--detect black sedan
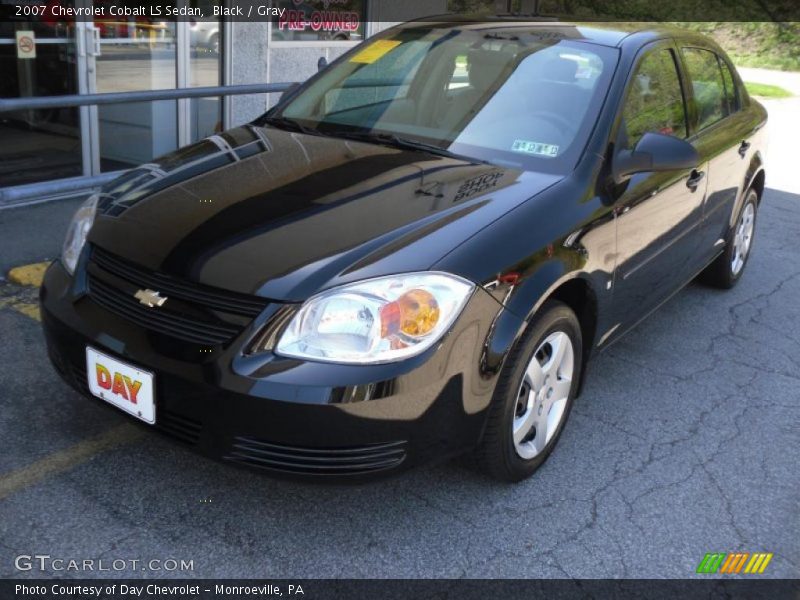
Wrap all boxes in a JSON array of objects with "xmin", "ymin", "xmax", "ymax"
[{"xmin": 42, "ymin": 20, "xmax": 767, "ymax": 482}]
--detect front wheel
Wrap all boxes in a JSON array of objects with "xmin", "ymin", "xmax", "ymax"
[
  {"xmin": 701, "ymin": 188, "xmax": 758, "ymax": 289},
  {"xmin": 474, "ymin": 300, "xmax": 583, "ymax": 482}
]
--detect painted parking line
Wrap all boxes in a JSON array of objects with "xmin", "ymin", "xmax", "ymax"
[
  {"xmin": 0, "ymin": 291, "xmax": 41, "ymax": 322},
  {"xmin": 7, "ymin": 261, "xmax": 50, "ymax": 287},
  {"xmin": 7, "ymin": 301, "xmax": 40, "ymax": 322},
  {"xmin": 0, "ymin": 296, "xmax": 40, "ymax": 322},
  {"xmin": 1, "ymin": 261, "xmax": 49, "ymax": 321},
  {"xmin": 0, "ymin": 262, "xmax": 144, "ymax": 500},
  {"xmin": 0, "ymin": 423, "xmax": 144, "ymax": 501}
]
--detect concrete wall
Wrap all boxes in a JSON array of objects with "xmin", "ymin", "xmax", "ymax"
[
  {"xmin": 266, "ymin": 43, "xmax": 356, "ymax": 110},
  {"xmin": 229, "ymin": 22, "xmax": 270, "ymax": 127}
]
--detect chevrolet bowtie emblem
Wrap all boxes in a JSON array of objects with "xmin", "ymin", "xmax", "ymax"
[{"xmin": 134, "ymin": 289, "xmax": 167, "ymax": 308}]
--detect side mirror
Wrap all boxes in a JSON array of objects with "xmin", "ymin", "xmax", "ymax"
[{"xmin": 612, "ymin": 132, "xmax": 699, "ymax": 184}]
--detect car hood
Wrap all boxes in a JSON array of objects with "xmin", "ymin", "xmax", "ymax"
[{"xmin": 88, "ymin": 125, "xmax": 561, "ymax": 301}]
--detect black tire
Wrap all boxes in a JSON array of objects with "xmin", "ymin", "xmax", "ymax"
[
  {"xmin": 700, "ymin": 187, "xmax": 759, "ymax": 289},
  {"xmin": 473, "ymin": 300, "xmax": 583, "ymax": 482}
]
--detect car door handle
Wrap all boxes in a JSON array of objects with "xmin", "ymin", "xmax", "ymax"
[
  {"xmin": 739, "ymin": 140, "xmax": 751, "ymax": 158},
  {"xmin": 686, "ymin": 169, "xmax": 705, "ymax": 192}
]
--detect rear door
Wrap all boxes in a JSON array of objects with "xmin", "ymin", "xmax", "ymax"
[
  {"xmin": 678, "ymin": 46, "xmax": 758, "ymax": 264},
  {"xmin": 610, "ymin": 41, "xmax": 708, "ymax": 328}
]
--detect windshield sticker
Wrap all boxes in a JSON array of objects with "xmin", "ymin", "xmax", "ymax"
[
  {"xmin": 350, "ymin": 40, "xmax": 402, "ymax": 64},
  {"xmin": 511, "ymin": 140, "xmax": 560, "ymax": 157}
]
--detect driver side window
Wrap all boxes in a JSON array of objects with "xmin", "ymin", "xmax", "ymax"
[{"xmin": 622, "ymin": 49, "xmax": 688, "ymax": 148}]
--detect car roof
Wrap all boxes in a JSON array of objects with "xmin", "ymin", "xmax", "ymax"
[{"xmin": 402, "ymin": 17, "xmax": 718, "ymax": 52}]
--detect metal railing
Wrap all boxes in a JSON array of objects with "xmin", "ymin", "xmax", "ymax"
[
  {"xmin": 0, "ymin": 82, "xmax": 296, "ymax": 113},
  {"xmin": 0, "ymin": 82, "xmax": 298, "ymax": 208}
]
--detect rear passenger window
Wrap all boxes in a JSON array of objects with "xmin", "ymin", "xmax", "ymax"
[
  {"xmin": 719, "ymin": 59, "xmax": 740, "ymax": 114},
  {"xmin": 621, "ymin": 49, "xmax": 687, "ymax": 148},
  {"xmin": 681, "ymin": 47, "xmax": 729, "ymax": 130}
]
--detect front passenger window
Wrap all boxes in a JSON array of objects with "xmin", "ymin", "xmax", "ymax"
[{"xmin": 621, "ymin": 49, "xmax": 688, "ymax": 148}]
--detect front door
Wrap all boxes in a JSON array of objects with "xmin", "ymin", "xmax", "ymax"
[{"xmin": 610, "ymin": 42, "xmax": 708, "ymax": 335}]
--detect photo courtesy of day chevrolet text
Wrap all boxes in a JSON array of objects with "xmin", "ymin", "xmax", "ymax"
[{"xmin": 15, "ymin": 584, "xmax": 304, "ymax": 597}]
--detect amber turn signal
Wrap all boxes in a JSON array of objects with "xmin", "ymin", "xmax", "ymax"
[{"xmin": 380, "ymin": 289, "xmax": 440, "ymax": 338}]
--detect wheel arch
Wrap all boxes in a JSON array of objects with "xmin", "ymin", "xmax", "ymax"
[
  {"xmin": 726, "ymin": 153, "xmax": 765, "ymax": 231},
  {"xmin": 493, "ymin": 270, "xmax": 601, "ymax": 398},
  {"xmin": 749, "ymin": 168, "xmax": 766, "ymax": 204},
  {"xmin": 475, "ymin": 270, "xmax": 600, "ymax": 455},
  {"xmin": 539, "ymin": 276, "xmax": 598, "ymax": 397},
  {"xmin": 545, "ymin": 276, "xmax": 598, "ymax": 362},
  {"xmin": 744, "ymin": 148, "xmax": 766, "ymax": 202}
]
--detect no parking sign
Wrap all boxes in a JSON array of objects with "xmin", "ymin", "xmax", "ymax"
[{"xmin": 16, "ymin": 30, "xmax": 36, "ymax": 59}]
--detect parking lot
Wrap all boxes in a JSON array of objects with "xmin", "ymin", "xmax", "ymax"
[{"xmin": 1, "ymin": 97, "xmax": 798, "ymax": 579}]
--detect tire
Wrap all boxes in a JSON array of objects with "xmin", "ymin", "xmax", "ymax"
[
  {"xmin": 474, "ymin": 300, "xmax": 583, "ymax": 482},
  {"xmin": 700, "ymin": 187, "xmax": 758, "ymax": 289}
]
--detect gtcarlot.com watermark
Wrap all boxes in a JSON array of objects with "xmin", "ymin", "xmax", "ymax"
[{"xmin": 14, "ymin": 554, "xmax": 194, "ymax": 573}]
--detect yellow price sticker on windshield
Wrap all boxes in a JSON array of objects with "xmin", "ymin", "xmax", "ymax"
[{"xmin": 350, "ymin": 40, "xmax": 401, "ymax": 64}]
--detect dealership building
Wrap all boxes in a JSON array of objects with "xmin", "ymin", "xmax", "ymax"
[{"xmin": 0, "ymin": 0, "xmax": 446, "ymax": 206}]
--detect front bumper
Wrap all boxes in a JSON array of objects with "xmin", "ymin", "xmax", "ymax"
[{"xmin": 40, "ymin": 260, "xmax": 514, "ymax": 480}]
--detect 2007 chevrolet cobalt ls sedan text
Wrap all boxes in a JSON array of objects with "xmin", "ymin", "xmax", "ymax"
[{"xmin": 41, "ymin": 20, "xmax": 767, "ymax": 482}]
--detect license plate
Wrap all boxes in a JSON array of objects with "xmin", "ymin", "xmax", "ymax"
[{"xmin": 85, "ymin": 347, "xmax": 155, "ymax": 424}]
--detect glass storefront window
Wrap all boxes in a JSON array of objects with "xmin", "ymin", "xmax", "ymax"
[
  {"xmin": 188, "ymin": 2, "xmax": 222, "ymax": 141},
  {"xmin": 271, "ymin": 0, "xmax": 365, "ymax": 42},
  {"xmin": 92, "ymin": 9, "xmax": 178, "ymax": 171},
  {"xmin": 0, "ymin": 2, "xmax": 225, "ymax": 191},
  {"xmin": 0, "ymin": 12, "xmax": 82, "ymax": 187}
]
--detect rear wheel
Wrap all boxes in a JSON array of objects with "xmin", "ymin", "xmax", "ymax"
[
  {"xmin": 474, "ymin": 300, "xmax": 583, "ymax": 482},
  {"xmin": 701, "ymin": 188, "xmax": 758, "ymax": 289}
]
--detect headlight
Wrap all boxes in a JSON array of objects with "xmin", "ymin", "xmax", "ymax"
[
  {"xmin": 61, "ymin": 194, "xmax": 98, "ymax": 275},
  {"xmin": 271, "ymin": 273, "xmax": 475, "ymax": 364}
]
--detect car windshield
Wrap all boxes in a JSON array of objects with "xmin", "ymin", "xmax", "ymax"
[{"xmin": 270, "ymin": 24, "xmax": 618, "ymax": 173}]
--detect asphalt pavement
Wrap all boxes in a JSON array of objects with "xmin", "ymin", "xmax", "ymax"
[{"xmin": 0, "ymin": 97, "xmax": 798, "ymax": 579}]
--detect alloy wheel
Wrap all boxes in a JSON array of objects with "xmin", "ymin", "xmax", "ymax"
[
  {"xmin": 512, "ymin": 331, "xmax": 575, "ymax": 460},
  {"xmin": 731, "ymin": 202, "xmax": 755, "ymax": 276}
]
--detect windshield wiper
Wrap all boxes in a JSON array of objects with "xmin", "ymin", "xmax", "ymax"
[
  {"xmin": 257, "ymin": 115, "xmax": 319, "ymax": 136},
  {"xmin": 329, "ymin": 131, "xmax": 489, "ymax": 164}
]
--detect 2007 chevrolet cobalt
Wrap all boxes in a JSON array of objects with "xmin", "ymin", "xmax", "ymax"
[{"xmin": 42, "ymin": 20, "xmax": 767, "ymax": 481}]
